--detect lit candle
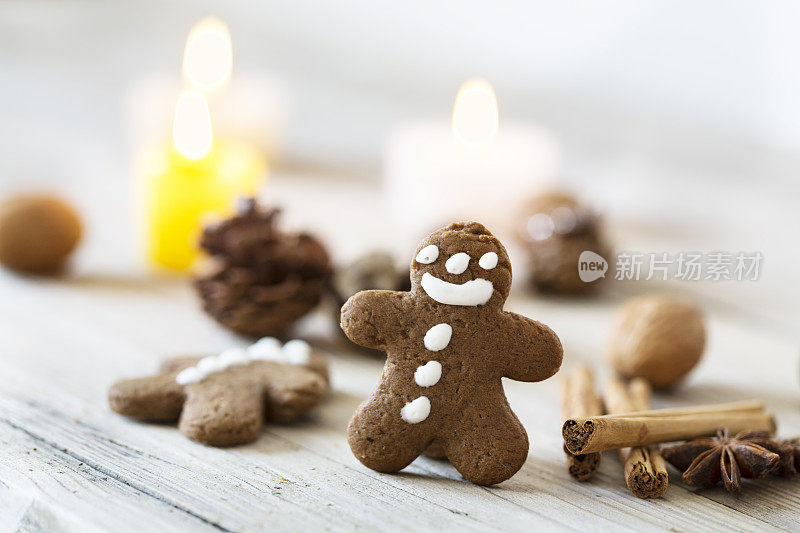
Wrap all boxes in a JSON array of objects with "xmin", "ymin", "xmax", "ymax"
[
  {"xmin": 138, "ymin": 90, "xmax": 265, "ymax": 271},
  {"xmin": 383, "ymin": 78, "xmax": 561, "ymax": 245},
  {"xmin": 135, "ymin": 17, "xmax": 269, "ymax": 272},
  {"xmin": 126, "ymin": 17, "xmax": 289, "ymax": 165}
]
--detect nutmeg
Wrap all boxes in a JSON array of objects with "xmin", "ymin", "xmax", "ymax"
[
  {"xmin": 607, "ymin": 294, "xmax": 705, "ymax": 389},
  {"xmin": 0, "ymin": 194, "xmax": 82, "ymax": 273}
]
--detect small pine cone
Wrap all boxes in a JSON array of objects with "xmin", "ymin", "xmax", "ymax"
[
  {"xmin": 194, "ymin": 199, "xmax": 331, "ymax": 337},
  {"xmin": 330, "ymin": 252, "xmax": 410, "ymax": 310},
  {"xmin": 516, "ymin": 191, "xmax": 611, "ymax": 294},
  {"xmin": 330, "ymin": 252, "xmax": 410, "ymax": 354}
]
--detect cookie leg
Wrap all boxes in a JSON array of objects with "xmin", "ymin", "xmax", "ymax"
[
  {"xmin": 442, "ymin": 401, "xmax": 529, "ymax": 485},
  {"xmin": 263, "ymin": 366, "xmax": 329, "ymax": 423},
  {"xmin": 178, "ymin": 381, "xmax": 264, "ymax": 447},
  {"xmin": 347, "ymin": 395, "xmax": 433, "ymax": 473}
]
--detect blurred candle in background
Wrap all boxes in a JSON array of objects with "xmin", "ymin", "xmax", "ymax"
[
  {"xmin": 383, "ymin": 78, "xmax": 561, "ymax": 245},
  {"xmin": 127, "ymin": 17, "xmax": 290, "ymax": 161},
  {"xmin": 135, "ymin": 18, "xmax": 267, "ymax": 272},
  {"xmin": 139, "ymin": 90, "xmax": 265, "ymax": 271}
]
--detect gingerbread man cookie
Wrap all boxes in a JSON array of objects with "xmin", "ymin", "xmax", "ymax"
[
  {"xmin": 341, "ymin": 222, "xmax": 563, "ymax": 485},
  {"xmin": 109, "ymin": 338, "xmax": 328, "ymax": 446}
]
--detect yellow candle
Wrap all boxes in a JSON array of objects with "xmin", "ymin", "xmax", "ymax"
[{"xmin": 140, "ymin": 90, "xmax": 266, "ymax": 271}]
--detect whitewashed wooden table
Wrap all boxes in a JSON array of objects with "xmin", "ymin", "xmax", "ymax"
[{"xmin": 1, "ymin": 175, "xmax": 799, "ymax": 532}]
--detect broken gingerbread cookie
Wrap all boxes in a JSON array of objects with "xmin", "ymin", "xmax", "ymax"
[
  {"xmin": 109, "ymin": 338, "xmax": 328, "ymax": 446},
  {"xmin": 341, "ymin": 222, "xmax": 563, "ymax": 485}
]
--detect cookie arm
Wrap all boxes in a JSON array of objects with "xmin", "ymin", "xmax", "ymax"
[
  {"xmin": 108, "ymin": 373, "xmax": 186, "ymax": 421},
  {"xmin": 499, "ymin": 312, "xmax": 563, "ymax": 382},
  {"xmin": 340, "ymin": 290, "xmax": 407, "ymax": 351}
]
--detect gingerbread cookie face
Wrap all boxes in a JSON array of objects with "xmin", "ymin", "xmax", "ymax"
[
  {"xmin": 341, "ymin": 222, "xmax": 563, "ymax": 485},
  {"xmin": 109, "ymin": 339, "xmax": 328, "ymax": 447},
  {"xmin": 410, "ymin": 223, "xmax": 511, "ymax": 309}
]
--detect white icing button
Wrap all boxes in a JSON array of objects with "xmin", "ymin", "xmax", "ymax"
[
  {"xmin": 247, "ymin": 337, "xmax": 283, "ymax": 361},
  {"xmin": 401, "ymin": 396, "xmax": 431, "ymax": 424},
  {"xmin": 282, "ymin": 339, "xmax": 312, "ymax": 365},
  {"xmin": 479, "ymin": 252, "xmax": 498, "ymax": 270},
  {"xmin": 176, "ymin": 366, "xmax": 204, "ymax": 385},
  {"xmin": 415, "ymin": 245, "xmax": 439, "ymax": 264},
  {"xmin": 219, "ymin": 348, "xmax": 249, "ymax": 366},
  {"xmin": 414, "ymin": 361, "xmax": 442, "ymax": 387},
  {"xmin": 420, "ymin": 272, "xmax": 493, "ymax": 306},
  {"xmin": 445, "ymin": 252, "xmax": 470, "ymax": 274},
  {"xmin": 423, "ymin": 323, "xmax": 452, "ymax": 351}
]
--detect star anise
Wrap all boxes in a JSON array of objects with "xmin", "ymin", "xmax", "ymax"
[
  {"xmin": 782, "ymin": 438, "xmax": 800, "ymax": 472},
  {"xmin": 662, "ymin": 428, "xmax": 780, "ymax": 494},
  {"xmin": 735, "ymin": 431, "xmax": 798, "ymax": 477}
]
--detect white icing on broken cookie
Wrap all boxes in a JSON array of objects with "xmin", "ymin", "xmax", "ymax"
[
  {"xmin": 415, "ymin": 245, "xmax": 439, "ymax": 264},
  {"xmin": 445, "ymin": 252, "xmax": 470, "ymax": 274},
  {"xmin": 282, "ymin": 339, "xmax": 313, "ymax": 364},
  {"xmin": 174, "ymin": 366, "xmax": 203, "ymax": 385},
  {"xmin": 423, "ymin": 323, "xmax": 452, "ymax": 351},
  {"xmin": 420, "ymin": 272, "xmax": 493, "ymax": 306},
  {"xmin": 219, "ymin": 347, "xmax": 249, "ymax": 366},
  {"xmin": 401, "ymin": 396, "xmax": 431, "ymax": 423},
  {"xmin": 414, "ymin": 361, "xmax": 442, "ymax": 387},
  {"xmin": 176, "ymin": 338, "xmax": 312, "ymax": 385},
  {"xmin": 247, "ymin": 337, "xmax": 282, "ymax": 360},
  {"xmin": 479, "ymin": 252, "xmax": 498, "ymax": 270}
]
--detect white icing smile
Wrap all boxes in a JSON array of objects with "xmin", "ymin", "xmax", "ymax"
[{"xmin": 420, "ymin": 272, "xmax": 493, "ymax": 306}]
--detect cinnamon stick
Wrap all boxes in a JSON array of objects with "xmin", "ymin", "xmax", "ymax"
[
  {"xmin": 563, "ymin": 400, "xmax": 775, "ymax": 455},
  {"xmin": 604, "ymin": 377, "xmax": 667, "ymax": 499},
  {"xmin": 560, "ymin": 366, "xmax": 603, "ymax": 480}
]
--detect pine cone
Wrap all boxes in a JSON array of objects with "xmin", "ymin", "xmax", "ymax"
[
  {"xmin": 516, "ymin": 191, "xmax": 611, "ymax": 294},
  {"xmin": 330, "ymin": 252, "xmax": 410, "ymax": 354},
  {"xmin": 194, "ymin": 199, "xmax": 331, "ymax": 337}
]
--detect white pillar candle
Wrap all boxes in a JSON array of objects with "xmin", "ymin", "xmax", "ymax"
[{"xmin": 382, "ymin": 79, "xmax": 561, "ymax": 246}]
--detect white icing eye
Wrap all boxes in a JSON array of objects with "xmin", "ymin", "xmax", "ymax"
[
  {"xmin": 479, "ymin": 252, "xmax": 498, "ymax": 270},
  {"xmin": 445, "ymin": 253, "xmax": 470, "ymax": 274},
  {"xmin": 415, "ymin": 244, "xmax": 439, "ymax": 264}
]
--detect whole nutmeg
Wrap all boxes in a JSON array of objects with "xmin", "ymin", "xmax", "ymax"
[
  {"xmin": 608, "ymin": 294, "xmax": 705, "ymax": 389},
  {"xmin": 0, "ymin": 194, "xmax": 82, "ymax": 273}
]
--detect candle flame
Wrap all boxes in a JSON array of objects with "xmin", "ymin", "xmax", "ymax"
[
  {"xmin": 183, "ymin": 17, "xmax": 232, "ymax": 91},
  {"xmin": 173, "ymin": 90, "xmax": 213, "ymax": 160},
  {"xmin": 452, "ymin": 78, "xmax": 499, "ymax": 147}
]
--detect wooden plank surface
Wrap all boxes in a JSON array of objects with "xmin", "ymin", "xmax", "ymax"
[{"xmin": 1, "ymin": 177, "xmax": 799, "ymax": 532}]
